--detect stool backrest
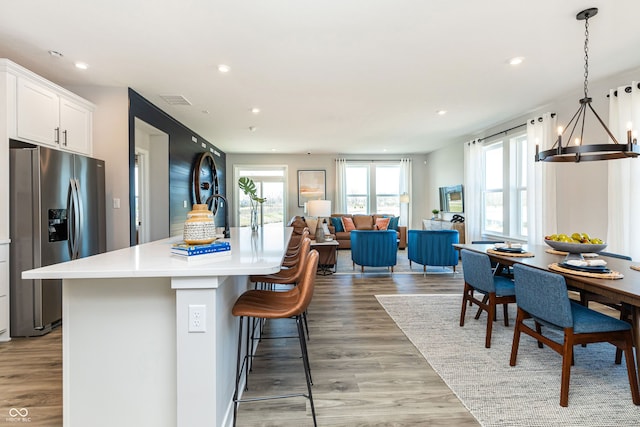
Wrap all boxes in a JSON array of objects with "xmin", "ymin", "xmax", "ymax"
[{"xmin": 291, "ymin": 250, "xmax": 319, "ymax": 316}]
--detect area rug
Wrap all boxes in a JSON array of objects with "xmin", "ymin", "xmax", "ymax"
[
  {"xmin": 335, "ymin": 249, "xmax": 457, "ymax": 275},
  {"xmin": 376, "ymin": 294, "xmax": 640, "ymax": 427}
]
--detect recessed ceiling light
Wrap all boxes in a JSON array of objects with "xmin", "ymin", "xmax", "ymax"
[
  {"xmin": 218, "ymin": 64, "xmax": 230, "ymax": 73},
  {"xmin": 48, "ymin": 50, "xmax": 63, "ymax": 58},
  {"xmin": 509, "ymin": 57, "xmax": 524, "ymax": 66},
  {"xmin": 271, "ymin": 148, "xmax": 276, "ymax": 152},
  {"xmin": 251, "ymin": 107, "xmax": 260, "ymax": 114},
  {"xmin": 74, "ymin": 62, "xmax": 88, "ymax": 70},
  {"xmin": 437, "ymin": 110, "xmax": 447, "ymax": 115}
]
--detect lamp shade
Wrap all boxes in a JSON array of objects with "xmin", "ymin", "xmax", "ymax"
[
  {"xmin": 307, "ymin": 200, "xmax": 331, "ymax": 218},
  {"xmin": 399, "ymin": 193, "xmax": 410, "ymax": 203}
]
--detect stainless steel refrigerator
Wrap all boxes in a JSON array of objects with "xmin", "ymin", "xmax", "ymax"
[{"xmin": 9, "ymin": 142, "xmax": 106, "ymax": 337}]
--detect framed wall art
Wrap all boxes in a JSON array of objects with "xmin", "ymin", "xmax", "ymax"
[{"xmin": 297, "ymin": 170, "xmax": 326, "ymax": 207}]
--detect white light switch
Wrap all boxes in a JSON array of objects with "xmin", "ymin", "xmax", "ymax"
[{"xmin": 112, "ymin": 198, "xmax": 120, "ymax": 209}]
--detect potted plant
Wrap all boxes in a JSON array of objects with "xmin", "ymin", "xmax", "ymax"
[
  {"xmin": 432, "ymin": 209, "xmax": 440, "ymax": 220},
  {"xmin": 238, "ymin": 177, "xmax": 266, "ymax": 231}
]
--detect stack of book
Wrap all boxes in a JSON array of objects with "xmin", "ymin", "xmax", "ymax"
[{"xmin": 171, "ymin": 241, "xmax": 231, "ymax": 258}]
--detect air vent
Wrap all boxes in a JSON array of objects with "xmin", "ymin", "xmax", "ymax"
[{"xmin": 159, "ymin": 95, "xmax": 192, "ymax": 106}]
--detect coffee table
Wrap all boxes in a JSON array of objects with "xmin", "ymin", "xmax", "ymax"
[{"xmin": 310, "ymin": 239, "xmax": 339, "ymax": 275}]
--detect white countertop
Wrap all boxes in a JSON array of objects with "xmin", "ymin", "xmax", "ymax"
[
  {"xmin": 0, "ymin": 239, "xmax": 10, "ymax": 245},
  {"xmin": 22, "ymin": 226, "xmax": 291, "ymax": 279}
]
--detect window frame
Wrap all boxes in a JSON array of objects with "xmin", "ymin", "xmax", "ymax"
[{"xmin": 344, "ymin": 161, "xmax": 401, "ymax": 215}]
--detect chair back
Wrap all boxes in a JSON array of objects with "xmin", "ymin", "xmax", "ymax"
[
  {"xmin": 290, "ymin": 250, "xmax": 319, "ymax": 316},
  {"xmin": 350, "ymin": 230, "xmax": 397, "ymax": 267},
  {"xmin": 513, "ymin": 264, "xmax": 573, "ymax": 328},
  {"xmin": 460, "ymin": 249, "xmax": 497, "ymax": 293},
  {"xmin": 288, "ymin": 237, "xmax": 311, "ymax": 274},
  {"xmin": 408, "ymin": 230, "xmax": 459, "ymax": 267}
]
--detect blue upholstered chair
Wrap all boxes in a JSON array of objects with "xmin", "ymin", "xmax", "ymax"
[
  {"xmin": 350, "ymin": 230, "xmax": 397, "ymax": 272},
  {"xmin": 459, "ymin": 249, "xmax": 516, "ymax": 348},
  {"xmin": 510, "ymin": 264, "xmax": 640, "ymax": 407},
  {"xmin": 408, "ymin": 230, "xmax": 459, "ymax": 272}
]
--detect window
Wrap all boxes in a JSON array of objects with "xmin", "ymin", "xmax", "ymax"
[
  {"xmin": 234, "ymin": 166, "xmax": 287, "ymax": 227},
  {"xmin": 345, "ymin": 162, "xmax": 401, "ymax": 215},
  {"xmin": 481, "ymin": 133, "xmax": 528, "ymax": 240}
]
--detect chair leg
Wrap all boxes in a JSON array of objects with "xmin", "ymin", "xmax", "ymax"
[
  {"xmin": 460, "ymin": 283, "xmax": 471, "ymax": 327},
  {"xmin": 535, "ymin": 322, "xmax": 544, "ymax": 349},
  {"xmin": 503, "ymin": 303, "xmax": 509, "ymax": 327},
  {"xmin": 509, "ymin": 309, "xmax": 525, "ymax": 366},
  {"xmin": 296, "ymin": 315, "xmax": 318, "ymax": 426},
  {"xmin": 475, "ymin": 294, "xmax": 489, "ymax": 320},
  {"xmin": 233, "ymin": 316, "xmax": 245, "ymax": 427},
  {"xmin": 622, "ymin": 332, "xmax": 640, "ymax": 405},
  {"xmin": 560, "ymin": 331, "xmax": 574, "ymax": 407},
  {"xmin": 485, "ymin": 294, "xmax": 496, "ymax": 348}
]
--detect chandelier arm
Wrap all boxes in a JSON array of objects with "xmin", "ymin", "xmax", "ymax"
[
  {"xmin": 564, "ymin": 103, "xmax": 586, "ymax": 147},
  {"xmin": 587, "ymin": 102, "xmax": 621, "ymax": 144}
]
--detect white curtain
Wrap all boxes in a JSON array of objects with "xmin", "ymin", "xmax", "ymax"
[
  {"xmin": 607, "ymin": 82, "xmax": 640, "ymax": 260},
  {"xmin": 335, "ymin": 158, "xmax": 347, "ymax": 213},
  {"xmin": 526, "ymin": 112, "xmax": 558, "ymax": 246},
  {"xmin": 399, "ymin": 158, "xmax": 412, "ymax": 227},
  {"xmin": 463, "ymin": 139, "xmax": 483, "ymax": 242}
]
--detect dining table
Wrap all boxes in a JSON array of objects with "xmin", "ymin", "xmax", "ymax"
[{"xmin": 454, "ymin": 242, "xmax": 640, "ymax": 385}]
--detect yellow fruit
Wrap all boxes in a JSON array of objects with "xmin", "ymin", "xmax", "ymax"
[{"xmin": 571, "ymin": 233, "xmax": 581, "ymax": 241}]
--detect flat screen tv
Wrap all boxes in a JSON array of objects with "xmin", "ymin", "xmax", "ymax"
[{"xmin": 439, "ymin": 185, "xmax": 464, "ymax": 213}]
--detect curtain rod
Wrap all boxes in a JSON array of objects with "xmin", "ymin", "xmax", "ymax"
[
  {"xmin": 335, "ymin": 159, "xmax": 410, "ymax": 162},
  {"xmin": 476, "ymin": 122, "xmax": 527, "ymax": 142},
  {"xmin": 608, "ymin": 82, "xmax": 640, "ymax": 97}
]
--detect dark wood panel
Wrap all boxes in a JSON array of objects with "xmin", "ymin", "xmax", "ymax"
[{"xmin": 128, "ymin": 89, "xmax": 227, "ymax": 246}]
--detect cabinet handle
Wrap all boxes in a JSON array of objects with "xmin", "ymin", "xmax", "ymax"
[
  {"xmin": 63, "ymin": 129, "xmax": 67, "ymax": 146},
  {"xmin": 55, "ymin": 127, "xmax": 60, "ymax": 144}
]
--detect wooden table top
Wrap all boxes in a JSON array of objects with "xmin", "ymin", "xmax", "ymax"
[{"xmin": 454, "ymin": 243, "xmax": 640, "ymax": 307}]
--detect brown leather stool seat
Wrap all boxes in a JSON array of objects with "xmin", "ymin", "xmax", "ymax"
[{"xmin": 232, "ymin": 250, "xmax": 319, "ymax": 427}]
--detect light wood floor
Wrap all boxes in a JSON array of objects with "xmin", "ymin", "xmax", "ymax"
[{"xmin": 0, "ymin": 270, "xmax": 478, "ymax": 426}]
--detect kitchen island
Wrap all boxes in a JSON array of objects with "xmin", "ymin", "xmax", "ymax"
[{"xmin": 22, "ymin": 226, "xmax": 291, "ymax": 427}]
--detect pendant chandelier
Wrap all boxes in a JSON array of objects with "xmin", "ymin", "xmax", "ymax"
[{"xmin": 535, "ymin": 8, "xmax": 640, "ymax": 163}]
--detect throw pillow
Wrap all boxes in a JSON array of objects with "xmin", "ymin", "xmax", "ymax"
[
  {"xmin": 387, "ymin": 216, "xmax": 399, "ymax": 231},
  {"xmin": 341, "ymin": 216, "xmax": 356, "ymax": 232},
  {"xmin": 330, "ymin": 216, "xmax": 344, "ymax": 232},
  {"xmin": 305, "ymin": 217, "xmax": 318, "ymax": 235},
  {"xmin": 375, "ymin": 217, "xmax": 390, "ymax": 230}
]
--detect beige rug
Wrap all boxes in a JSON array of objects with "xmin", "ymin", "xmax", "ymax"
[{"xmin": 376, "ymin": 294, "xmax": 640, "ymax": 427}]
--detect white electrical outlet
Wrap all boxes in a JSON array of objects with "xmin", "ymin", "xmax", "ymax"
[{"xmin": 188, "ymin": 304, "xmax": 206, "ymax": 333}]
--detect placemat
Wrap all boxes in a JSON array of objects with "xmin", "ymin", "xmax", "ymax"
[
  {"xmin": 487, "ymin": 248, "xmax": 535, "ymax": 258},
  {"xmin": 545, "ymin": 248, "xmax": 599, "ymax": 258},
  {"xmin": 630, "ymin": 265, "xmax": 640, "ymax": 272},
  {"xmin": 548, "ymin": 263, "xmax": 624, "ymax": 279}
]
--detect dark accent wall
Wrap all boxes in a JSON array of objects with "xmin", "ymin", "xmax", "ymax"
[{"xmin": 128, "ymin": 89, "xmax": 226, "ymax": 246}]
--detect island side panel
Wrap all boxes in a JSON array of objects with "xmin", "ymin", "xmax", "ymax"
[{"xmin": 63, "ymin": 277, "xmax": 175, "ymax": 427}]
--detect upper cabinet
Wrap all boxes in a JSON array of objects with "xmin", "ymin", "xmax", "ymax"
[{"xmin": 8, "ymin": 60, "xmax": 94, "ymax": 155}]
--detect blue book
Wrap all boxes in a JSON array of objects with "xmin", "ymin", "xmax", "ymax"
[{"xmin": 171, "ymin": 241, "xmax": 231, "ymax": 256}]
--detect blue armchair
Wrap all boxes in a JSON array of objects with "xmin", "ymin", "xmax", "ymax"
[
  {"xmin": 407, "ymin": 230, "xmax": 459, "ymax": 272},
  {"xmin": 350, "ymin": 230, "xmax": 397, "ymax": 272}
]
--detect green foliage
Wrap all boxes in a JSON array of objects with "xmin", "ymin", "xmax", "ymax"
[
  {"xmin": 238, "ymin": 177, "xmax": 266, "ymax": 208},
  {"xmin": 432, "ymin": 208, "xmax": 440, "ymax": 215}
]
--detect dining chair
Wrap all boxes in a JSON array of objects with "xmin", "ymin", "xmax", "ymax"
[
  {"xmin": 578, "ymin": 251, "xmax": 634, "ymax": 363},
  {"xmin": 459, "ymin": 249, "xmax": 516, "ymax": 348},
  {"xmin": 232, "ymin": 250, "xmax": 319, "ymax": 426},
  {"xmin": 510, "ymin": 263, "xmax": 640, "ymax": 407}
]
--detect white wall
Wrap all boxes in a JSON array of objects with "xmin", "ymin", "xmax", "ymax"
[
  {"xmin": 226, "ymin": 152, "xmax": 430, "ymax": 230},
  {"xmin": 427, "ymin": 65, "xmax": 640, "ymax": 241},
  {"xmin": 67, "ymin": 86, "xmax": 130, "ymax": 251},
  {"xmin": 424, "ymin": 143, "xmax": 464, "ymax": 222}
]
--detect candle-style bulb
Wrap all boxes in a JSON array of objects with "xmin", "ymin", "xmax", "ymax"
[
  {"xmin": 557, "ymin": 126, "xmax": 563, "ymax": 136},
  {"xmin": 574, "ymin": 137, "xmax": 581, "ymax": 146}
]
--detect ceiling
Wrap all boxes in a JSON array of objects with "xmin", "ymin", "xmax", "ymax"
[{"xmin": 1, "ymin": 1, "xmax": 639, "ymax": 155}]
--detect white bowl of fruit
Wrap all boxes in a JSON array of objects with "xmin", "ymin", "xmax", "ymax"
[{"xmin": 544, "ymin": 233, "xmax": 607, "ymax": 255}]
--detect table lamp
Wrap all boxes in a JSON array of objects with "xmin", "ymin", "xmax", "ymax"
[{"xmin": 307, "ymin": 199, "xmax": 331, "ymax": 242}]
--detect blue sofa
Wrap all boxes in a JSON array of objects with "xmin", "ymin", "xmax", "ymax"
[
  {"xmin": 350, "ymin": 230, "xmax": 398, "ymax": 272},
  {"xmin": 407, "ymin": 229, "xmax": 459, "ymax": 272}
]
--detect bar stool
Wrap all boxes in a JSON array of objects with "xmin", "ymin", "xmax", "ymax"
[{"xmin": 232, "ymin": 250, "xmax": 319, "ymax": 426}]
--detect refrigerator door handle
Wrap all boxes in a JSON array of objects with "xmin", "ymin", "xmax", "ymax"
[
  {"xmin": 67, "ymin": 179, "xmax": 76, "ymax": 259},
  {"xmin": 73, "ymin": 178, "xmax": 83, "ymax": 259}
]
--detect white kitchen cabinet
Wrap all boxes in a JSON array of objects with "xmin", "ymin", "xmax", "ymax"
[
  {"xmin": 59, "ymin": 96, "xmax": 92, "ymax": 154},
  {"xmin": 14, "ymin": 68, "xmax": 93, "ymax": 155},
  {"xmin": 16, "ymin": 76, "xmax": 59, "ymax": 147}
]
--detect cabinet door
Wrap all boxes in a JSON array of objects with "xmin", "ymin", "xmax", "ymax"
[
  {"xmin": 16, "ymin": 77, "xmax": 60, "ymax": 146},
  {"xmin": 60, "ymin": 97, "xmax": 92, "ymax": 154}
]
